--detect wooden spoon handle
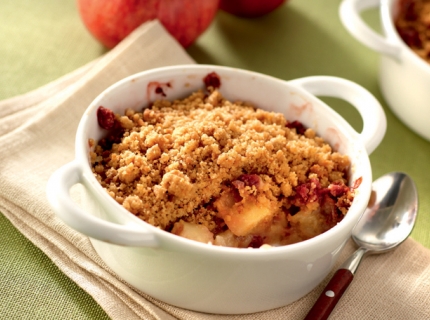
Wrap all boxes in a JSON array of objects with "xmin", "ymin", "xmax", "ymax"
[{"xmin": 303, "ymin": 269, "xmax": 354, "ymax": 320}]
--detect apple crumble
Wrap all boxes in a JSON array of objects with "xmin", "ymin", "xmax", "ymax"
[
  {"xmin": 90, "ymin": 86, "xmax": 358, "ymax": 248},
  {"xmin": 395, "ymin": 0, "xmax": 430, "ymax": 63}
]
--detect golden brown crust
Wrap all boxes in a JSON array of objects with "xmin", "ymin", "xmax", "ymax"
[{"xmin": 91, "ymin": 89, "xmax": 353, "ymax": 246}]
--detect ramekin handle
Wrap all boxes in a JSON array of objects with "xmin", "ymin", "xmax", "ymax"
[
  {"xmin": 288, "ymin": 76, "xmax": 386, "ymax": 155},
  {"xmin": 339, "ymin": 0, "xmax": 400, "ymax": 59},
  {"xmin": 46, "ymin": 161, "xmax": 158, "ymax": 247}
]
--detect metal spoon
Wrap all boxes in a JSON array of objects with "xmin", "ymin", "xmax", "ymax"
[{"xmin": 304, "ymin": 172, "xmax": 418, "ymax": 320}]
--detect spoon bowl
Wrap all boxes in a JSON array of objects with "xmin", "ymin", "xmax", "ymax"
[
  {"xmin": 305, "ymin": 172, "xmax": 418, "ymax": 320},
  {"xmin": 353, "ymin": 172, "xmax": 418, "ymax": 253}
]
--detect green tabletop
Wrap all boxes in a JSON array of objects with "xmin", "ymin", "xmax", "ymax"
[{"xmin": 1, "ymin": 0, "xmax": 429, "ymax": 319}]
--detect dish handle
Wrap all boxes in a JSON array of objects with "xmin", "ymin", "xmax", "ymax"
[
  {"xmin": 339, "ymin": 0, "xmax": 400, "ymax": 59},
  {"xmin": 288, "ymin": 76, "xmax": 386, "ymax": 155},
  {"xmin": 46, "ymin": 161, "xmax": 159, "ymax": 247}
]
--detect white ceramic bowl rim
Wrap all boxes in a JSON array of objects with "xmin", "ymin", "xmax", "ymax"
[
  {"xmin": 47, "ymin": 64, "xmax": 386, "ymax": 258},
  {"xmin": 341, "ymin": 0, "xmax": 430, "ymax": 71},
  {"xmin": 382, "ymin": 0, "xmax": 430, "ymax": 69}
]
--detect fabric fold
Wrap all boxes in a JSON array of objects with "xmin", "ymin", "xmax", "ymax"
[{"xmin": 0, "ymin": 58, "xmax": 99, "ymax": 119}]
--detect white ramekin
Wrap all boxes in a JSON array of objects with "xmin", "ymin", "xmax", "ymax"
[
  {"xmin": 46, "ymin": 65, "xmax": 386, "ymax": 314},
  {"xmin": 340, "ymin": 0, "xmax": 430, "ymax": 141}
]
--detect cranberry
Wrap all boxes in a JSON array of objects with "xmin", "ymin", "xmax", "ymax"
[
  {"xmin": 397, "ymin": 26, "xmax": 422, "ymax": 48},
  {"xmin": 286, "ymin": 120, "xmax": 307, "ymax": 135},
  {"xmin": 231, "ymin": 188, "xmax": 243, "ymax": 203},
  {"xmin": 295, "ymin": 183, "xmax": 310, "ymax": 201},
  {"xmin": 232, "ymin": 180, "xmax": 245, "ymax": 189},
  {"xmin": 98, "ymin": 125, "xmax": 125, "ymax": 150},
  {"xmin": 155, "ymin": 86, "xmax": 166, "ymax": 97},
  {"xmin": 97, "ymin": 106, "xmax": 116, "ymax": 130},
  {"xmin": 230, "ymin": 174, "xmax": 262, "ymax": 202},
  {"xmin": 328, "ymin": 183, "xmax": 349, "ymax": 197},
  {"xmin": 96, "ymin": 106, "xmax": 125, "ymax": 150},
  {"xmin": 203, "ymin": 72, "xmax": 221, "ymax": 89},
  {"xmin": 238, "ymin": 174, "xmax": 262, "ymax": 188}
]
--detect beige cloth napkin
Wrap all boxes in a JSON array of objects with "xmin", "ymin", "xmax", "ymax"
[{"xmin": 0, "ymin": 20, "xmax": 429, "ymax": 320}]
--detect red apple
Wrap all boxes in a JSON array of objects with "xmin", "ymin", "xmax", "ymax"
[
  {"xmin": 77, "ymin": 0, "xmax": 220, "ymax": 48},
  {"xmin": 219, "ymin": 0, "xmax": 286, "ymax": 18}
]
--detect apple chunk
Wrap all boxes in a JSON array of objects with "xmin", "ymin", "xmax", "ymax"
[
  {"xmin": 214, "ymin": 189, "xmax": 276, "ymax": 236},
  {"xmin": 171, "ymin": 220, "xmax": 214, "ymax": 244},
  {"xmin": 214, "ymin": 229, "xmax": 253, "ymax": 247}
]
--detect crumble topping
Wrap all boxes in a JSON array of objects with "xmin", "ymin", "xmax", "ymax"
[
  {"xmin": 396, "ymin": 0, "xmax": 430, "ymax": 63},
  {"xmin": 90, "ymin": 88, "xmax": 357, "ymax": 248}
]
